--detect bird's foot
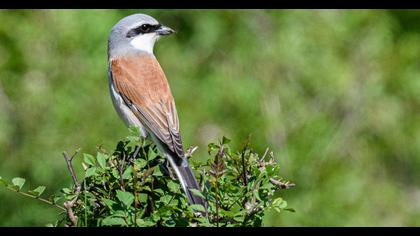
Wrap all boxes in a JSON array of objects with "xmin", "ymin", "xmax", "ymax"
[{"xmin": 160, "ymin": 159, "xmax": 176, "ymax": 179}]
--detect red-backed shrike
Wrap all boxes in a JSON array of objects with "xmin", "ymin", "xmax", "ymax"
[{"xmin": 107, "ymin": 14, "xmax": 207, "ymax": 210}]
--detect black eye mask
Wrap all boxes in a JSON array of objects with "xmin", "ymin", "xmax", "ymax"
[{"xmin": 126, "ymin": 24, "xmax": 162, "ymax": 38}]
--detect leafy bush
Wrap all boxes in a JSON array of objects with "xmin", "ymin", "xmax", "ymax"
[{"xmin": 0, "ymin": 129, "xmax": 294, "ymax": 227}]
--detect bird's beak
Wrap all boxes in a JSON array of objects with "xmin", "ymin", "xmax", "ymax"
[{"xmin": 156, "ymin": 25, "xmax": 175, "ymax": 36}]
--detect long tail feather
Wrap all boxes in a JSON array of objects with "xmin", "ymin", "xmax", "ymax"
[{"xmin": 164, "ymin": 151, "xmax": 208, "ymax": 213}]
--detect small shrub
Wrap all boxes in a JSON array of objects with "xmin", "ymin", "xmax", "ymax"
[{"xmin": 0, "ymin": 128, "xmax": 294, "ymax": 227}]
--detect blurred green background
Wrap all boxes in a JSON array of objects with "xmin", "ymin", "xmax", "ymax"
[{"xmin": 0, "ymin": 9, "xmax": 419, "ymax": 226}]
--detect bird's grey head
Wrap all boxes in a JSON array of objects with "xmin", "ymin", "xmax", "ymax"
[{"xmin": 108, "ymin": 14, "xmax": 175, "ymax": 57}]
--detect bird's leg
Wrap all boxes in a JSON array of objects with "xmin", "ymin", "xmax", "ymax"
[{"xmin": 160, "ymin": 159, "xmax": 176, "ymax": 179}]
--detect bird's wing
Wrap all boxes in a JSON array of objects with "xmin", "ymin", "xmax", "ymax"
[{"xmin": 110, "ymin": 54, "xmax": 184, "ymax": 157}]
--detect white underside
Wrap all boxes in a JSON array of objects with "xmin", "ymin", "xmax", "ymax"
[{"xmin": 130, "ymin": 33, "xmax": 159, "ymax": 54}]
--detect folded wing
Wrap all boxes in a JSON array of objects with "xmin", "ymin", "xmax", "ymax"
[{"xmin": 110, "ymin": 54, "xmax": 184, "ymax": 158}]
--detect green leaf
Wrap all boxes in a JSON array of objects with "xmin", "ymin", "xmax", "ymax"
[
  {"xmin": 190, "ymin": 204, "xmax": 206, "ymax": 212},
  {"xmin": 122, "ymin": 166, "xmax": 133, "ymax": 179},
  {"xmin": 138, "ymin": 193, "xmax": 148, "ymax": 203},
  {"xmin": 138, "ymin": 218, "xmax": 156, "ymax": 227},
  {"xmin": 85, "ymin": 167, "xmax": 97, "ymax": 178},
  {"xmin": 11, "ymin": 177, "xmax": 25, "ymax": 190},
  {"xmin": 96, "ymin": 152, "xmax": 108, "ymax": 169},
  {"xmin": 220, "ymin": 208, "xmax": 236, "ymax": 218},
  {"xmin": 152, "ymin": 166, "xmax": 163, "ymax": 177},
  {"xmin": 102, "ymin": 199, "xmax": 117, "ymax": 209},
  {"xmin": 167, "ymin": 181, "xmax": 180, "ymax": 193},
  {"xmin": 0, "ymin": 176, "xmax": 7, "ymax": 187},
  {"xmin": 116, "ymin": 190, "xmax": 134, "ymax": 207},
  {"xmin": 272, "ymin": 197, "xmax": 288, "ymax": 212},
  {"xmin": 101, "ymin": 217, "xmax": 127, "ymax": 226},
  {"xmin": 207, "ymin": 143, "xmax": 219, "ymax": 151},
  {"xmin": 28, "ymin": 186, "xmax": 46, "ymax": 197},
  {"xmin": 61, "ymin": 188, "xmax": 72, "ymax": 194},
  {"xmin": 83, "ymin": 153, "xmax": 96, "ymax": 166},
  {"xmin": 189, "ymin": 188, "xmax": 205, "ymax": 199},
  {"xmin": 284, "ymin": 208, "xmax": 296, "ymax": 212},
  {"xmin": 222, "ymin": 136, "xmax": 231, "ymax": 144},
  {"xmin": 160, "ymin": 195, "xmax": 172, "ymax": 205},
  {"xmin": 154, "ymin": 188, "xmax": 164, "ymax": 196},
  {"xmin": 147, "ymin": 147, "xmax": 158, "ymax": 161},
  {"xmin": 48, "ymin": 194, "xmax": 61, "ymax": 204}
]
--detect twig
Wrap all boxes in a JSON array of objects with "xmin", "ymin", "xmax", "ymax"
[
  {"xmin": 269, "ymin": 178, "xmax": 295, "ymax": 189},
  {"xmin": 6, "ymin": 186, "xmax": 66, "ymax": 211},
  {"xmin": 260, "ymin": 148, "xmax": 270, "ymax": 162},
  {"xmin": 131, "ymin": 145, "xmax": 141, "ymax": 160},
  {"xmin": 241, "ymin": 152, "xmax": 248, "ymax": 186},
  {"xmin": 63, "ymin": 148, "xmax": 81, "ymax": 189},
  {"xmin": 130, "ymin": 158, "xmax": 139, "ymax": 226},
  {"xmin": 62, "ymin": 149, "xmax": 82, "ymax": 226},
  {"xmin": 117, "ymin": 152, "xmax": 125, "ymax": 191},
  {"xmin": 64, "ymin": 201, "xmax": 78, "ymax": 226},
  {"xmin": 185, "ymin": 146, "xmax": 198, "ymax": 159}
]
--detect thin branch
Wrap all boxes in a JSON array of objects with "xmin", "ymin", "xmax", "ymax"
[
  {"xmin": 117, "ymin": 153, "xmax": 125, "ymax": 191},
  {"xmin": 130, "ymin": 158, "xmax": 139, "ymax": 225},
  {"xmin": 269, "ymin": 178, "xmax": 295, "ymax": 189},
  {"xmin": 6, "ymin": 186, "xmax": 66, "ymax": 211},
  {"xmin": 241, "ymin": 152, "xmax": 248, "ymax": 186},
  {"xmin": 63, "ymin": 201, "xmax": 78, "ymax": 226},
  {"xmin": 131, "ymin": 145, "xmax": 141, "ymax": 160},
  {"xmin": 260, "ymin": 148, "xmax": 270, "ymax": 162},
  {"xmin": 62, "ymin": 148, "xmax": 82, "ymax": 226},
  {"xmin": 63, "ymin": 148, "xmax": 81, "ymax": 189},
  {"xmin": 185, "ymin": 146, "xmax": 198, "ymax": 159}
]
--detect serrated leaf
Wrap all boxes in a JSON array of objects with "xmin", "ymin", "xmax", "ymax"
[
  {"xmin": 190, "ymin": 204, "xmax": 206, "ymax": 212},
  {"xmin": 101, "ymin": 217, "xmax": 127, "ymax": 226},
  {"xmin": 189, "ymin": 188, "xmax": 205, "ymax": 199},
  {"xmin": 28, "ymin": 186, "xmax": 46, "ymax": 197},
  {"xmin": 11, "ymin": 177, "xmax": 25, "ymax": 190},
  {"xmin": 85, "ymin": 167, "xmax": 97, "ymax": 178},
  {"xmin": 96, "ymin": 152, "xmax": 108, "ymax": 169},
  {"xmin": 83, "ymin": 153, "xmax": 96, "ymax": 166},
  {"xmin": 116, "ymin": 190, "xmax": 134, "ymax": 207}
]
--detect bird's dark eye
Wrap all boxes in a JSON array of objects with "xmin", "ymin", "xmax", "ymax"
[
  {"xmin": 140, "ymin": 24, "xmax": 150, "ymax": 32},
  {"xmin": 126, "ymin": 24, "xmax": 161, "ymax": 38}
]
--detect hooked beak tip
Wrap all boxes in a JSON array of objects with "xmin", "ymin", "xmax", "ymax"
[{"xmin": 156, "ymin": 25, "xmax": 175, "ymax": 36}]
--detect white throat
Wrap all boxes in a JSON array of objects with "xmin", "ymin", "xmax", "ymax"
[{"xmin": 130, "ymin": 33, "xmax": 159, "ymax": 54}]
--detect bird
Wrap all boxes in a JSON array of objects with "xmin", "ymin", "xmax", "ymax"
[{"xmin": 107, "ymin": 13, "xmax": 207, "ymax": 212}]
